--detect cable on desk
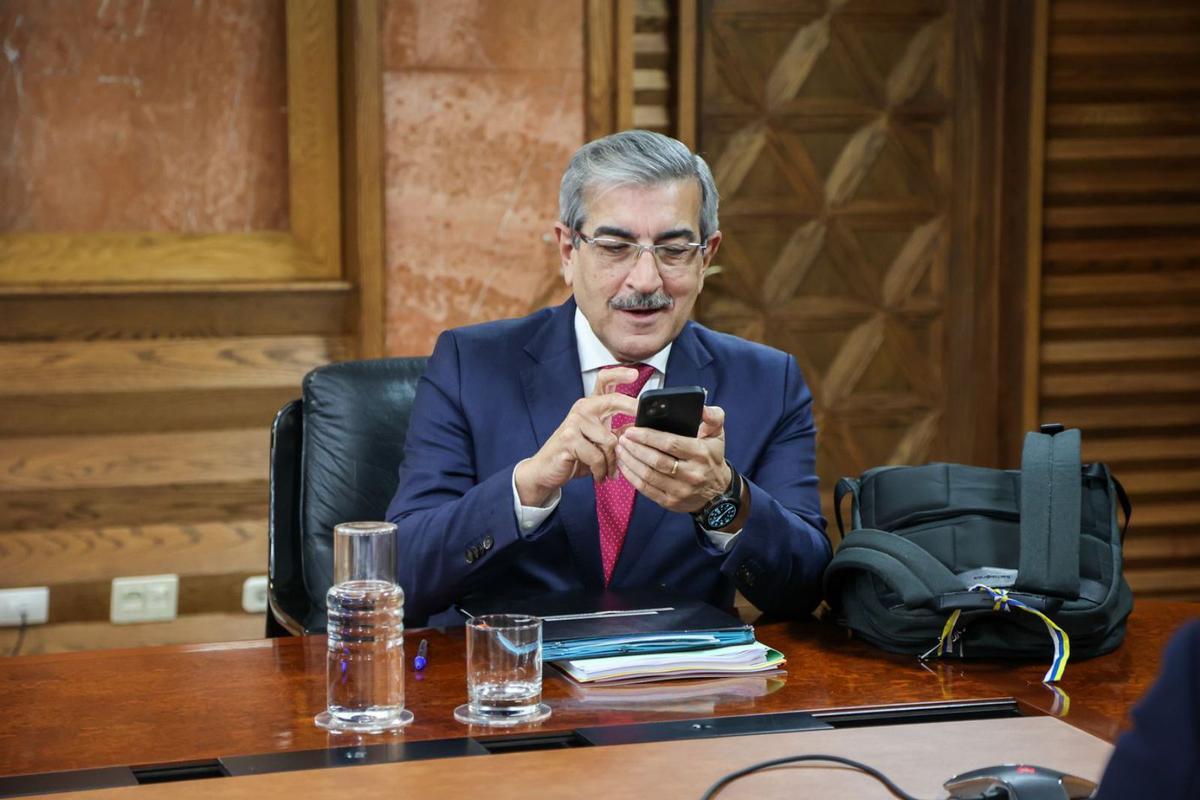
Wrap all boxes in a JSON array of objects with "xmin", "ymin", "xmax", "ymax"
[
  {"xmin": 699, "ymin": 753, "xmax": 927, "ymax": 800},
  {"xmin": 9, "ymin": 611, "xmax": 27, "ymax": 657}
]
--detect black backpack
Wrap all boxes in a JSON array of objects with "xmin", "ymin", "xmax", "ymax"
[{"xmin": 823, "ymin": 426, "xmax": 1133, "ymax": 681}]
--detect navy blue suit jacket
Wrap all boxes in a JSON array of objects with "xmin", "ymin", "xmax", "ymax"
[
  {"xmin": 1096, "ymin": 618, "xmax": 1200, "ymax": 799},
  {"xmin": 386, "ymin": 299, "xmax": 830, "ymax": 625}
]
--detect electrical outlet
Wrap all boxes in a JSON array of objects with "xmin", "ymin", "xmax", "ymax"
[
  {"xmin": 0, "ymin": 587, "xmax": 49, "ymax": 626},
  {"xmin": 242, "ymin": 575, "xmax": 269, "ymax": 614},
  {"xmin": 111, "ymin": 575, "xmax": 178, "ymax": 624}
]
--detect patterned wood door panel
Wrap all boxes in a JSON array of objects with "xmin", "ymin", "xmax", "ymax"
[{"xmin": 697, "ymin": 0, "xmax": 987, "ymax": 535}]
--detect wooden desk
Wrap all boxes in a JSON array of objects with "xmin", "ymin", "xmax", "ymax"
[
  {"xmin": 0, "ymin": 600, "xmax": 1194, "ymax": 784},
  {"xmin": 40, "ymin": 718, "xmax": 1118, "ymax": 800}
]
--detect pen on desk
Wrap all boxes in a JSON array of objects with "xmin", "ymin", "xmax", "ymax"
[{"xmin": 413, "ymin": 638, "xmax": 429, "ymax": 671}]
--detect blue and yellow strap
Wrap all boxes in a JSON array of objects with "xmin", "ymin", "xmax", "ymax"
[{"xmin": 920, "ymin": 584, "xmax": 1071, "ymax": 684}]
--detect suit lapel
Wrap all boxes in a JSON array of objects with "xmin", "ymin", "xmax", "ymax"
[
  {"xmin": 610, "ymin": 322, "xmax": 717, "ymax": 586},
  {"xmin": 520, "ymin": 299, "xmax": 604, "ymax": 589},
  {"xmin": 520, "ymin": 302, "xmax": 582, "ymax": 451}
]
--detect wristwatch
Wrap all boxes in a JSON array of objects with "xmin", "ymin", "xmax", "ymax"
[{"xmin": 694, "ymin": 461, "xmax": 743, "ymax": 530}]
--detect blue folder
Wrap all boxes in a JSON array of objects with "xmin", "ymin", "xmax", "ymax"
[{"xmin": 457, "ymin": 589, "xmax": 755, "ymax": 661}]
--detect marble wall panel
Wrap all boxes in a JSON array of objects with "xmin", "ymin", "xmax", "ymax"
[
  {"xmin": 0, "ymin": 0, "xmax": 288, "ymax": 233},
  {"xmin": 382, "ymin": 0, "xmax": 583, "ymax": 356},
  {"xmin": 383, "ymin": 0, "xmax": 583, "ymax": 72}
]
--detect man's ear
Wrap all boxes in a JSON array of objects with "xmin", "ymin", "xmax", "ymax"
[{"xmin": 555, "ymin": 222, "xmax": 577, "ymax": 287}]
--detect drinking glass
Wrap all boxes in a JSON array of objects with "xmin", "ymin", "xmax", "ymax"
[{"xmin": 453, "ymin": 614, "xmax": 551, "ymax": 726}]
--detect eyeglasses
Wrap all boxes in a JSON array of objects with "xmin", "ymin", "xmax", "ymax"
[{"xmin": 575, "ymin": 231, "xmax": 707, "ymax": 273}]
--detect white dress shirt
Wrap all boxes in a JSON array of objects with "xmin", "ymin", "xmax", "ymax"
[{"xmin": 510, "ymin": 307, "xmax": 739, "ymax": 552}]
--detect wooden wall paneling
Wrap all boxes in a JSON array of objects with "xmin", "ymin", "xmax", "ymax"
[
  {"xmin": 587, "ymin": 0, "xmax": 697, "ymax": 142},
  {"xmin": 0, "ymin": 282, "xmax": 351, "ymax": 341},
  {"xmin": 0, "ymin": 483, "xmax": 267, "ymax": 535},
  {"xmin": 987, "ymin": 0, "xmax": 1051, "ymax": 469},
  {"xmin": 286, "ymin": 0, "xmax": 342, "ymax": 278},
  {"xmin": 0, "ymin": 426, "xmax": 275, "ymax": 649},
  {"xmin": 696, "ymin": 0, "xmax": 1012, "ymax": 540},
  {"xmin": 1036, "ymin": 0, "xmax": 1200, "ymax": 599},
  {"xmin": 340, "ymin": 0, "xmax": 387, "ymax": 360},
  {"xmin": 0, "ymin": 429, "xmax": 267, "ymax": 493},
  {"xmin": 1, "ymin": 522, "xmax": 266, "ymax": 587},
  {"xmin": 0, "ymin": 4, "xmax": 356, "ymax": 650},
  {"xmin": 0, "ymin": 389, "xmax": 299, "ymax": 439},
  {"xmin": 632, "ymin": 0, "xmax": 671, "ymax": 132},
  {"xmin": 585, "ymin": 0, "xmax": 636, "ymax": 137},
  {"xmin": 0, "ymin": 323, "xmax": 342, "ymax": 644},
  {"xmin": 676, "ymin": 0, "xmax": 699, "ymax": 149},
  {"xmin": 0, "ymin": 336, "xmax": 347, "ymax": 396},
  {"xmin": 943, "ymin": 0, "xmax": 1003, "ymax": 467},
  {"xmin": 0, "ymin": 1, "xmax": 342, "ymax": 286},
  {"xmin": 0, "ymin": 233, "xmax": 328, "ymax": 285},
  {"xmin": 2, "ymin": 614, "xmax": 266, "ymax": 657},
  {"xmin": 1022, "ymin": 0, "xmax": 1049, "ymax": 443},
  {"xmin": 586, "ymin": 0, "xmax": 619, "ymax": 139},
  {"xmin": 0, "ymin": 284, "xmax": 350, "ymax": 437},
  {"xmin": 617, "ymin": 0, "xmax": 637, "ymax": 130}
]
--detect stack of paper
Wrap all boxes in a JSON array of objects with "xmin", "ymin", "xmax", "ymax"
[
  {"xmin": 552, "ymin": 641, "xmax": 785, "ymax": 684},
  {"xmin": 561, "ymin": 674, "xmax": 786, "ymax": 712}
]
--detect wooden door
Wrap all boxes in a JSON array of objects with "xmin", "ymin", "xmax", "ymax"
[{"xmin": 695, "ymin": 0, "xmax": 1008, "ymax": 533}]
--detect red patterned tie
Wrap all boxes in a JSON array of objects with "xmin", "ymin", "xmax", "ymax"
[{"xmin": 595, "ymin": 363, "xmax": 657, "ymax": 585}]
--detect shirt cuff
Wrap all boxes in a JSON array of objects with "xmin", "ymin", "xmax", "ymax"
[
  {"xmin": 511, "ymin": 461, "xmax": 561, "ymax": 534},
  {"xmin": 701, "ymin": 528, "xmax": 741, "ymax": 552}
]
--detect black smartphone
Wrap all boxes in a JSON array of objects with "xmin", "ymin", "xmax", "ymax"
[{"xmin": 635, "ymin": 386, "xmax": 706, "ymax": 437}]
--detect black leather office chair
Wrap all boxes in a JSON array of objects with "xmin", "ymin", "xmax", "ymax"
[{"xmin": 267, "ymin": 356, "xmax": 428, "ymax": 636}]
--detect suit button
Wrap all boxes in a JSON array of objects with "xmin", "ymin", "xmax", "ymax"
[
  {"xmin": 465, "ymin": 547, "xmax": 477, "ymax": 563},
  {"xmin": 482, "ymin": 535, "xmax": 494, "ymax": 550}
]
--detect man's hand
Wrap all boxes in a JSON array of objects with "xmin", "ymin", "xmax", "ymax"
[
  {"xmin": 513, "ymin": 367, "xmax": 640, "ymax": 507},
  {"xmin": 615, "ymin": 404, "xmax": 733, "ymax": 516}
]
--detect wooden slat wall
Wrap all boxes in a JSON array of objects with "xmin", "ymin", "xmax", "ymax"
[
  {"xmin": 1038, "ymin": 0, "xmax": 1200, "ymax": 599},
  {"xmin": 0, "ymin": 286, "xmax": 350, "ymax": 653},
  {"xmin": 634, "ymin": 0, "xmax": 674, "ymax": 132},
  {"xmin": 588, "ymin": 0, "xmax": 693, "ymax": 142}
]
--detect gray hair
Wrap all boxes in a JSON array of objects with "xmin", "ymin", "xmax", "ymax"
[{"xmin": 559, "ymin": 130, "xmax": 719, "ymax": 242}]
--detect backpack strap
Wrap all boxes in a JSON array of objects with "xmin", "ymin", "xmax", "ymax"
[
  {"xmin": 1110, "ymin": 471, "xmax": 1132, "ymax": 541},
  {"xmin": 1015, "ymin": 427, "xmax": 1082, "ymax": 599},
  {"xmin": 1084, "ymin": 461, "xmax": 1132, "ymax": 540},
  {"xmin": 833, "ymin": 477, "xmax": 860, "ymax": 537},
  {"xmin": 825, "ymin": 528, "xmax": 964, "ymax": 610}
]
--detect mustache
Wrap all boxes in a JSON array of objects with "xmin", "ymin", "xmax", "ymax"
[{"xmin": 609, "ymin": 291, "xmax": 673, "ymax": 311}]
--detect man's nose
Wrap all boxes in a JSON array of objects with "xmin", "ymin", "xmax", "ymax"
[{"xmin": 625, "ymin": 247, "xmax": 663, "ymax": 293}]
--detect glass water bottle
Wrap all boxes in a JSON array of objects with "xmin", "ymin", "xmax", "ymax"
[{"xmin": 314, "ymin": 521, "xmax": 413, "ymax": 733}]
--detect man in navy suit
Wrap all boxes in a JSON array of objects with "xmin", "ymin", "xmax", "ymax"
[{"xmin": 386, "ymin": 130, "xmax": 830, "ymax": 626}]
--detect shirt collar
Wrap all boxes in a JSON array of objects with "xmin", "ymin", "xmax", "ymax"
[{"xmin": 574, "ymin": 306, "xmax": 671, "ymax": 377}]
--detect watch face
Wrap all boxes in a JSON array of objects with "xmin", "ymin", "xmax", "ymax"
[{"xmin": 706, "ymin": 501, "xmax": 738, "ymax": 529}]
